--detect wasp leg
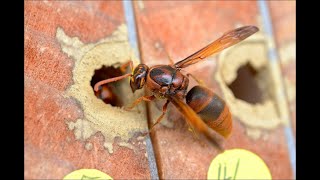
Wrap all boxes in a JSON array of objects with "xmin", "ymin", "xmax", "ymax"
[
  {"xmin": 185, "ymin": 120, "xmax": 200, "ymax": 140},
  {"xmin": 187, "ymin": 73, "xmax": 206, "ymax": 87},
  {"xmin": 149, "ymin": 100, "xmax": 170, "ymax": 132},
  {"xmin": 125, "ymin": 95, "xmax": 156, "ymax": 110},
  {"xmin": 161, "ymin": 46, "xmax": 175, "ymax": 65},
  {"xmin": 141, "ymin": 100, "xmax": 170, "ymax": 137},
  {"xmin": 186, "ymin": 122, "xmax": 208, "ymax": 147}
]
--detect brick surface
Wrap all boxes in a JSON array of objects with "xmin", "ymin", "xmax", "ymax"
[
  {"xmin": 25, "ymin": 1, "xmax": 150, "ymax": 179},
  {"xmin": 134, "ymin": 1, "xmax": 293, "ymax": 179},
  {"xmin": 269, "ymin": 1, "xmax": 296, "ymax": 136},
  {"xmin": 25, "ymin": 1, "xmax": 295, "ymax": 179},
  {"xmin": 268, "ymin": 1, "xmax": 296, "ymax": 46}
]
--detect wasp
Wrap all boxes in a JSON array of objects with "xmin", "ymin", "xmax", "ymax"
[{"xmin": 94, "ymin": 26, "xmax": 259, "ymax": 150}]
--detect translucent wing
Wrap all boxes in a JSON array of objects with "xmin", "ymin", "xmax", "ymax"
[
  {"xmin": 168, "ymin": 96, "xmax": 224, "ymax": 151},
  {"xmin": 174, "ymin": 26, "xmax": 259, "ymax": 69}
]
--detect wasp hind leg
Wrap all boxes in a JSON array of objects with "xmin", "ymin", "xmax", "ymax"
[
  {"xmin": 185, "ymin": 120, "xmax": 208, "ymax": 147},
  {"xmin": 142, "ymin": 100, "xmax": 170, "ymax": 137},
  {"xmin": 150, "ymin": 100, "xmax": 170, "ymax": 131},
  {"xmin": 185, "ymin": 120, "xmax": 200, "ymax": 140},
  {"xmin": 162, "ymin": 46, "xmax": 175, "ymax": 65},
  {"xmin": 186, "ymin": 73, "xmax": 206, "ymax": 87}
]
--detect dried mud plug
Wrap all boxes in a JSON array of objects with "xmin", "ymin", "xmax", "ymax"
[
  {"xmin": 215, "ymin": 28, "xmax": 286, "ymax": 139},
  {"xmin": 59, "ymin": 24, "xmax": 148, "ymax": 154}
]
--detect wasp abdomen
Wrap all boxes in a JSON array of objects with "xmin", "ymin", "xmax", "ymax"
[{"xmin": 186, "ymin": 86, "xmax": 232, "ymax": 138}]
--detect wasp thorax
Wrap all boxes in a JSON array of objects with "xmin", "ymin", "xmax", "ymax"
[{"xmin": 130, "ymin": 64, "xmax": 149, "ymax": 93}]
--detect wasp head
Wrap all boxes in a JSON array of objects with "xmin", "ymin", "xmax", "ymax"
[{"xmin": 130, "ymin": 64, "xmax": 149, "ymax": 93}]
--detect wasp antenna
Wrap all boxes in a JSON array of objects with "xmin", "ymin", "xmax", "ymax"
[
  {"xmin": 94, "ymin": 73, "xmax": 132, "ymax": 92},
  {"xmin": 120, "ymin": 60, "xmax": 134, "ymax": 73}
]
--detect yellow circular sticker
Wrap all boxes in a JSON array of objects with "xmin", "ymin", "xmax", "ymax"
[
  {"xmin": 207, "ymin": 149, "xmax": 272, "ymax": 180},
  {"xmin": 63, "ymin": 169, "xmax": 113, "ymax": 180}
]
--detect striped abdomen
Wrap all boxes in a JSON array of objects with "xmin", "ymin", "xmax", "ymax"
[{"xmin": 186, "ymin": 86, "xmax": 232, "ymax": 138}]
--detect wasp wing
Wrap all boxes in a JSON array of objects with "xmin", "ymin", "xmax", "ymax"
[
  {"xmin": 168, "ymin": 96, "xmax": 225, "ymax": 151},
  {"xmin": 174, "ymin": 26, "xmax": 259, "ymax": 69}
]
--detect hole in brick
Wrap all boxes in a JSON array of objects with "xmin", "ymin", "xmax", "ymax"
[
  {"xmin": 90, "ymin": 64, "xmax": 125, "ymax": 107},
  {"xmin": 227, "ymin": 62, "xmax": 267, "ymax": 104},
  {"xmin": 216, "ymin": 38, "xmax": 283, "ymax": 136}
]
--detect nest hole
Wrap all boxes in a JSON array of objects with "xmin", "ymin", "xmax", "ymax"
[
  {"xmin": 227, "ymin": 62, "xmax": 269, "ymax": 104},
  {"xmin": 90, "ymin": 64, "xmax": 126, "ymax": 107}
]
